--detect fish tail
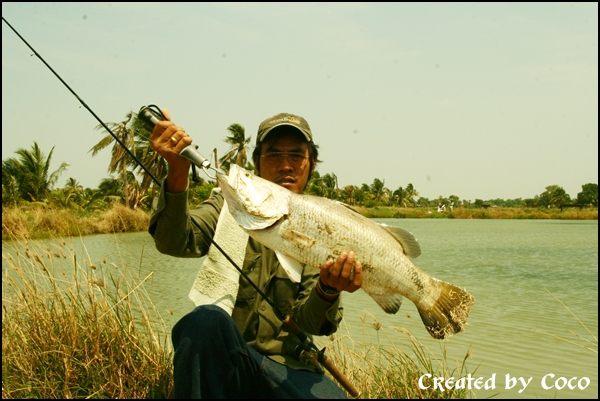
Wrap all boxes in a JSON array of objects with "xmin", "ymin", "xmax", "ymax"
[{"xmin": 416, "ymin": 281, "xmax": 475, "ymax": 339}]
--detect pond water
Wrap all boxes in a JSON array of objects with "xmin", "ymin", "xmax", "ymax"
[{"xmin": 3, "ymin": 219, "xmax": 597, "ymax": 398}]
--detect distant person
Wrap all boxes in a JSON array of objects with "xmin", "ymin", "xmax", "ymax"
[{"xmin": 438, "ymin": 203, "xmax": 445, "ymax": 213}]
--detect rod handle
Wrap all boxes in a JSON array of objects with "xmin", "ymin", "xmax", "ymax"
[
  {"xmin": 282, "ymin": 316, "xmax": 360, "ymax": 398},
  {"xmin": 138, "ymin": 105, "xmax": 211, "ymax": 169}
]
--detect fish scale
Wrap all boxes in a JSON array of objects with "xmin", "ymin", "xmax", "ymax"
[
  {"xmin": 254, "ymin": 194, "xmax": 440, "ymax": 310},
  {"xmin": 218, "ymin": 164, "xmax": 475, "ymax": 339}
]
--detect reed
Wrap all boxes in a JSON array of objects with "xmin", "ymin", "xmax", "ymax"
[
  {"xmin": 2, "ymin": 205, "xmax": 596, "ymax": 241},
  {"xmin": 2, "ymin": 236, "xmax": 593, "ymax": 399},
  {"xmin": 2, "ymin": 238, "xmax": 173, "ymax": 399},
  {"xmin": 2, "ymin": 203, "xmax": 150, "ymax": 241},
  {"xmin": 315, "ymin": 312, "xmax": 477, "ymax": 399},
  {"xmin": 2, "ymin": 237, "xmax": 475, "ymax": 399},
  {"xmin": 357, "ymin": 206, "xmax": 598, "ymax": 220},
  {"xmin": 531, "ymin": 290, "xmax": 598, "ymax": 355}
]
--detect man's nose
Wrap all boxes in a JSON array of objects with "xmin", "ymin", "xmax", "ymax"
[{"xmin": 278, "ymin": 155, "xmax": 295, "ymax": 171}]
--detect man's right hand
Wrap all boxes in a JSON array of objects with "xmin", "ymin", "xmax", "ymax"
[{"xmin": 149, "ymin": 108, "xmax": 193, "ymax": 193}]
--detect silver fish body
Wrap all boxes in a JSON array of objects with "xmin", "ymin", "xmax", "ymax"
[{"xmin": 218, "ymin": 165, "xmax": 475, "ymax": 339}]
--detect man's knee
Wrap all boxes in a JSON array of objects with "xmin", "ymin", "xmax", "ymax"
[
  {"xmin": 173, "ymin": 305, "xmax": 237, "ymax": 345},
  {"xmin": 190, "ymin": 304, "xmax": 231, "ymax": 325}
]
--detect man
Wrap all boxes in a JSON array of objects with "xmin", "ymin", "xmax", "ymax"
[{"xmin": 148, "ymin": 110, "xmax": 362, "ymax": 398}]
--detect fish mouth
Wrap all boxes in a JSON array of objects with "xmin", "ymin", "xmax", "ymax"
[{"xmin": 216, "ymin": 172, "xmax": 229, "ymax": 190}]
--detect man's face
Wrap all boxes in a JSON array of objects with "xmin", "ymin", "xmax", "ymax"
[{"xmin": 256, "ymin": 130, "xmax": 312, "ymax": 194}]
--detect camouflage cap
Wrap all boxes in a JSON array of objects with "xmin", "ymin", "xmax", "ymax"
[{"xmin": 256, "ymin": 113, "xmax": 313, "ymax": 145}]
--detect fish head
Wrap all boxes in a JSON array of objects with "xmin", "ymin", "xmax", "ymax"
[{"xmin": 217, "ymin": 164, "xmax": 290, "ymax": 230}]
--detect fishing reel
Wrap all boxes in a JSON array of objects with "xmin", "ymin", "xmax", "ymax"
[{"xmin": 138, "ymin": 105, "xmax": 212, "ymax": 171}]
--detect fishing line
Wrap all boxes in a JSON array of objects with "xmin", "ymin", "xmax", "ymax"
[
  {"xmin": 1, "ymin": 15, "xmax": 291, "ymax": 326},
  {"xmin": 2, "ymin": 16, "xmax": 161, "ymax": 186},
  {"xmin": 2, "ymin": 16, "xmax": 359, "ymax": 396}
]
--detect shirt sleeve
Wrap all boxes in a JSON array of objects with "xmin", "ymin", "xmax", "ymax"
[
  {"xmin": 293, "ymin": 266, "xmax": 344, "ymax": 336},
  {"xmin": 148, "ymin": 181, "xmax": 222, "ymax": 258}
]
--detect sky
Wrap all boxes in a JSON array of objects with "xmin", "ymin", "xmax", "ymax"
[{"xmin": 2, "ymin": 2, "xmax": 598, "ymax": 201}]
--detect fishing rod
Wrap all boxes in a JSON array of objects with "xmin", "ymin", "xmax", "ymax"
[{"xmin": 3, "ymin": 16, "xmax": 360, "ymax": 398}]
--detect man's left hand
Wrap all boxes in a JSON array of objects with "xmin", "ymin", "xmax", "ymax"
[{"xmin": 320, "ymin": 251, "xmax": 363, "ymax": 294}]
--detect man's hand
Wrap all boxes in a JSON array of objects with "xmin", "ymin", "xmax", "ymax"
[
  {"xmin": 319, "ymin": 251, "xmax": 363, "ymax": 296},
  {"xmin": 149, "ymin": 108, "xmax": 193, "ymax": 193}
]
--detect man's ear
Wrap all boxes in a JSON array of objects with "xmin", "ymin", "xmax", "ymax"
[{"xmin": 309, "ymin": 159, "xmax": 316, "ymax": 176}]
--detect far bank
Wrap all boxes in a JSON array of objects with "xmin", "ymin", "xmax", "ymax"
[{"xmin": 2, "ymin": 204, "xmax": 597, "ymax": 241}]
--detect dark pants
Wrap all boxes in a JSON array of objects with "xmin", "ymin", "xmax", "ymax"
[{"xmin": 171, "ymin": 305, "xmax": 348, "ymax": 399}]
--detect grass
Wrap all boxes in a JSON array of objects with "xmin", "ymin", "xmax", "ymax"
[
  {"xmin": 315, "ymin": 311, "xmax": 478, "ymax": 399},
  {"xmin": 355, "ymin": 205, "xmax": 598, "ymax": 220},
  {"xmin": 2, "ymin": 237, "xmax": 480, "ymax": 399},
  {"xmin": 530, "ymin": 290, "xmax": 598, "ymax": 355},
  {"xmin": 2, "ymin": 203, "xmax": 150, "ymax": 241},
  {"xmin": 2, "ymin": 237, "xmax": 173, "ymax": 399},
  {"xmin": 3, "ymin": 204, "xmax": 597, "ymax": 241}
]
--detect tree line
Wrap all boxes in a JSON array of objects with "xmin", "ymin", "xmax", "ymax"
[{"xmin": 2, "ymin": 111, "xmax": 598, "ymax": 211}]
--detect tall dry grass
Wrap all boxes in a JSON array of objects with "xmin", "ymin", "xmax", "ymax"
[
  {"xmin": 2, "ymin": 238, "xmax": 173, "ymax": 399},
  {"xmin": 3, "ymin": 204, "xmax": 596, "ymax": 242},
  {"xmin": 358, "ymin": 206, "xmax": 598, "ymax": 220},
  {"xmin": 2, "ymin": 237, "xmax": 476, "ymax": 399},
  {"xmin": 316, "ymin": 311, "xmax": 477, "ymax": 399},
  {"xmin": 531, "ymin": 290, "xmax": 598, "ymax": 355},
  {"xmin": 2, "ymin": 203, "xmax": 150, "ymax": 241}
]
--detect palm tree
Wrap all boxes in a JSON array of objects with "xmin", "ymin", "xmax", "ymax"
[
  {"xmin": 404, "ymin": 183, "xmax": 419, "ymax": 207},
  {"xmin": 60, "ymin": 177, "xmax": 85, "ymax": 209},
  {"xmin": 321, "ymin": 173, "xmax": 339, "ymax": 200},
  {"xmin": 90, "ymin": 112, "xmax": 135, "ymax": 207},
  {"xmin": 340, "ymin": 185, "xmax": 357, "ymax": 205},
  {"xmin": 123, "ymin": 170, "xmax": 149, "ymax": 210},
  {"xmin": 2, "ymin": 158, "xmax": 21, "ymax": 206},
  {"xmin": 90, "ymin": 111, "xmax": 167, "ymax": 208},
  {"xmin": 129, "ymin": 113, "xmax": 167, "ymax": 199},
  {"xmin": 1, "ymin": 142, "xmax": 68, "ymax": 203},
  {"xmin": 370, "ymin": 178, "xmax": 387, "ymax": 206},
  {"xmin": 392, "ymin": 186, "xmax": 405, "ymax": 207},
  {"xmin": 393, "ymin": 184, "xmax": 419, "ymax": 207},
  {"xmin": 357, "ymin": 183, "xmax": 372, "ymax": 206},
  {"xmin": 305, "ymin": 171, "xmax": 324, "ymax": 196},
  {"xmin": 219, "ymin": 123, "xmax": 251, "ymax": 173}
]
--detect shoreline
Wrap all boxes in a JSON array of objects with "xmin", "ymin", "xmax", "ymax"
[{"xmin": 2, "ymin": 204, "xmax": 597, "ymax": 241}]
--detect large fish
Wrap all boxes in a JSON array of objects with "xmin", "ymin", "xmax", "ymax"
[{"xmin": 217, "ymin": 164, "xmax": 474, "ymax": 339}]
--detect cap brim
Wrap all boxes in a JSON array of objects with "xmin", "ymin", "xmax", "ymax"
[{"xmin": 257, "ymin": 123, "xmax": 312, "ymax": 143}]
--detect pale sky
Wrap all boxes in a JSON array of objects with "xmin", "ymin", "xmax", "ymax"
[{"xmin": 2, "ymin": 2, "xmax": 598, "ymax": 201}]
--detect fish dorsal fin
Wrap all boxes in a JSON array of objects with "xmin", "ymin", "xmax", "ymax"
[
  {"xmin": 380, "ymin": 224, "xmax": 421, "ymax": 258},
  {"xmin": 370, "ymin": 293, "xmax": 404, "ymax": 314},
  {"xmin": 338, "ymin": 201, "xmax": 362, "ymax": 215},
  {"xmin": 274, "ymin": 251, "xmax": 303, "ymax": 283}
]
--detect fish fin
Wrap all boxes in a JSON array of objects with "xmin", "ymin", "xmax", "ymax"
[
  {"xmin": 416, "ymin": 280, "xmax": 475, "ymax": 339},
  {"xmin": 274, "ymin": 251, "xmax": 303, "ymax": 283},
  {"xmin": 338, "ymin": 202, "xmax": 363, "ymax": 215},
  {"xmin": 370, "ymin": 293, "xmax": 404, "ymax": 314},
  {"xmin": 380, "ymin": 224, "xmax": 421, "ymax": 258}
]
